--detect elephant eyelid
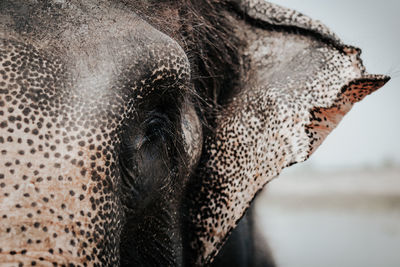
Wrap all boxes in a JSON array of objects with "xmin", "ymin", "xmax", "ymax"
[
  {"xmin": 143, "ymin": 113, "xmax": 174, "ymax": 142},
  {"xmin": 120, "ymin": 111, "xmax": 174, "ymax": 175}
]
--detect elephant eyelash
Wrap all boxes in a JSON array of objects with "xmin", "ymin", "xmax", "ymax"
[
  {"xmin": 120, "ymin": 155, "xmax": 140, "ymax": 198},
  {"xmin": 142, "ymin": 113, "xmax": 174, "ymax": 143},
  {"xmin": 119, "ymin": 111, "xmax": 176, "ymax": 207}
]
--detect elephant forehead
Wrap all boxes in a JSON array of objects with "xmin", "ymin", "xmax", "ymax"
[
  {"xmin": 0, "ymin": 19, "xmax": 189, "ymax": 126},
  {"xmin": 1, "ymin": 0, "xmax": 190, "ymax": 111}
]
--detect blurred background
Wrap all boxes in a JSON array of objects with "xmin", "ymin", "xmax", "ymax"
[{"xmin": 256, "ymin": 1, "xmax": 400, "ymax": 267}]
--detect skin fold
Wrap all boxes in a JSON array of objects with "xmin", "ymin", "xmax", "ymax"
[{"xmin": 0, "ymin": 0, "xmax": 389, "ymax": 266}]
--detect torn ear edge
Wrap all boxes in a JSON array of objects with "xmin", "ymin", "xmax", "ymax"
[{"xmin": 305, "ymin": 74, "xmax": 390, "ymax": 157}]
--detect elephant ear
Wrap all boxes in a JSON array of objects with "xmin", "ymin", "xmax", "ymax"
[{"xmin": 187, "ymin": 0, "xmax": 390, "ymax": 265}]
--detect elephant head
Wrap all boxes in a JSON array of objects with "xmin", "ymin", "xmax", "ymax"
[{"xmin": 0, "ymin": 0, "xmax": 389, "ymax": 266}]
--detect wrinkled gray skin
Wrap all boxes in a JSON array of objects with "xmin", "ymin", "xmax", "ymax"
[{"xmin": 0, "ymin": 0, "xmax": 389, "ymax": 266}]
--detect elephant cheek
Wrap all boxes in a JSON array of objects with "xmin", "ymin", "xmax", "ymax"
[{"xmin": 0, "ymin": 140, "xmax": 121, "ymax": 265}]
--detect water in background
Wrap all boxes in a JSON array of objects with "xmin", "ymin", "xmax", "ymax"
[
  {"xmin": 254, "ymin": 2, "xmax": 400, "ymax": 266},
  {"xmin": 256, "ymin": 167, "xmax": 400, "ymax": 267}
]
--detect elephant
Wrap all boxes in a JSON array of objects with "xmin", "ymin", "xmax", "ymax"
[{"xmin": 0, "ymin": 0, "xmax": 390, "ymax": 266}]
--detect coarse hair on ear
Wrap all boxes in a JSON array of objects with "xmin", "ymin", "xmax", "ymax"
[{"xmin": 184, "ymin": 0, "xmax": 390, "ymax": 265}]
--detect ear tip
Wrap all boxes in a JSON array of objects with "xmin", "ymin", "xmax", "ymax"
[
  {"xmin": 339, "ymin": 74, "xmax": 390, "ymax": 103},
  {"xmin": 359, "ymin": 74, "xmax": 391, "ymax": 90},
  {"xmin": 364, "ymin": 74, "xmax": 391, "ymax": 82},
  {"xmin": 380, "ymin": 74, "xmax": 391, "ymax": 84}
]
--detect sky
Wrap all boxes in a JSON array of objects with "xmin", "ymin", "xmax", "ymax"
[{"xmin": 270, "ymin": 0, "xmax": 400, "ymax": 170}]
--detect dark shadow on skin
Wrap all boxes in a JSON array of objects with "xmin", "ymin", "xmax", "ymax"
[{"xmin": 212, "ymin": 205, "xmax": 276, "ymax": 267}]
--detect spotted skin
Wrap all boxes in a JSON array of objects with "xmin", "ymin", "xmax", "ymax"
[
  {"xmin": 0, "ymin": 40, "xmax": 189, "ymax": 266},
  {"xmin": 0, "ymin": 0, "xmax": 390, "ymax": 266},
  {"xmin": 187, "ymin": 1, "xmax": 389, "ymax": 264},
  {"xmin": 1, "ymin": 1, "xmax": 191, "ymax": 266},
  {"xmin": 232, "ymin": 0, "xmax": 342, "ymax": 44}
]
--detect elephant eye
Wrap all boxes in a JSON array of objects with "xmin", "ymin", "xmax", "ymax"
[
  {"xmin": 120, "ymin": 111, "xmax": 174, "ymax": 208},
  {"xmin": 143, "ymin": 114, "xmax": 172, "ymax": 144}
]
